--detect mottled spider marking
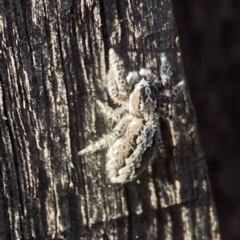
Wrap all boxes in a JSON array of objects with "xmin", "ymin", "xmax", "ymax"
[
  {"xmin": 129, "ymin": 74, "xmax": 184, "ymax": 120},
  {"xmin": 138, "ymin": 54, "xmax": 184, "ymax": 120},
  {"xmin": 129, "ymin": 78, "xmax": 159, "ymax": 119},
  {"xmin": 106, "ymin": 117, "xmax": 158, "ymax": 183}
]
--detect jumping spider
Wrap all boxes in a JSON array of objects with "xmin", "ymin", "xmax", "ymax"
[{"xmin": 78, "ymin": 49, "xmax": 184, "ymax": 184}]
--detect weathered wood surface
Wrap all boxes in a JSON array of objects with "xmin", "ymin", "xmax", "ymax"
[{"xmin": 0, "ymin": 0, "xmax": 220, "ymax": 239}]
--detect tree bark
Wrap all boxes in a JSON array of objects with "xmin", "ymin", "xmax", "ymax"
[{"xmin": 0, "ymin": 0, "xmax": 220, "ymax": 239}]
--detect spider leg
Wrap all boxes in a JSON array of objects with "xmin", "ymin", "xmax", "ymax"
[
  {"xmin": 107, "ymin": 48, "xmax": 129, "ymax": 104},
  {"xmin": 78, "ymin": 114, "xmax": 132, "ymax": 156},
  {"xmin": 78, "ymin": 133, "xmax": 117, "ymax": 156},
  {"xmin": 159, "ymin": 108, "xmax": 178, "ymax": 120},
  {"xmin": 160, "ymin": 53, "xmax": 172, "ymax": 87},
  {"xmin": 158, "ymin": 80, "xmax": 184, "ymax": 103},
  {"xmin": 96, "ymin": 100, "xmax": 128, "ymax": 123}
]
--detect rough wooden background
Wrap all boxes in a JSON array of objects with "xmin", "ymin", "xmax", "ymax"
[{"xmin": 0, "ymin": 0, "xmax": 220, "ymax": 239}]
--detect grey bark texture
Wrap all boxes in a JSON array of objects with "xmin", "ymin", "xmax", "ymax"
[{"xmin": 0, "ymin": 0, "xmax": 220, "ymax": 239}]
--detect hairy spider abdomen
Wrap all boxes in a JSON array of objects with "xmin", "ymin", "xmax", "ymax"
[{"xmin": 106, "ymin": 117, "xmax": 158, "ymax": 183}]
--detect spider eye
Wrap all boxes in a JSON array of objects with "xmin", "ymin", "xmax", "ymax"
[{"xmin": 145, "ymin": 86, "xmax": 151, "ymax": 95}]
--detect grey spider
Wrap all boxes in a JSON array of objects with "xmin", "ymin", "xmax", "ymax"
[{"xmin": 78, "ymin": 49, "xmax": 184, "ymax": 184}]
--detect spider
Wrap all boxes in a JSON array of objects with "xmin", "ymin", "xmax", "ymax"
[{"xmin": 78, "ymin": 49, "xmax": 184, "ymax": 184}]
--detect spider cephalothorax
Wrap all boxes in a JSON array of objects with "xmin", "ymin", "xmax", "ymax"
[
  {"xmin": 78, "ymin": 49, "xmax": 184, "ymax": 184},
  {"xmin": 129, "ymin": 77, "xmax": 159, "ymax": 119}
]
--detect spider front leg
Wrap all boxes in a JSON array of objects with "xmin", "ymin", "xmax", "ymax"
[
  {"xmin": 158, "ymin": 80, "xmax": 184, "ymax": 103},
  {"xmin": 157, "ymin": 81, "xmax": 184, "ymax": 120},
  {"xmin": 107, "ymin": 48, "xmax": 129, "ymax": 104}
]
